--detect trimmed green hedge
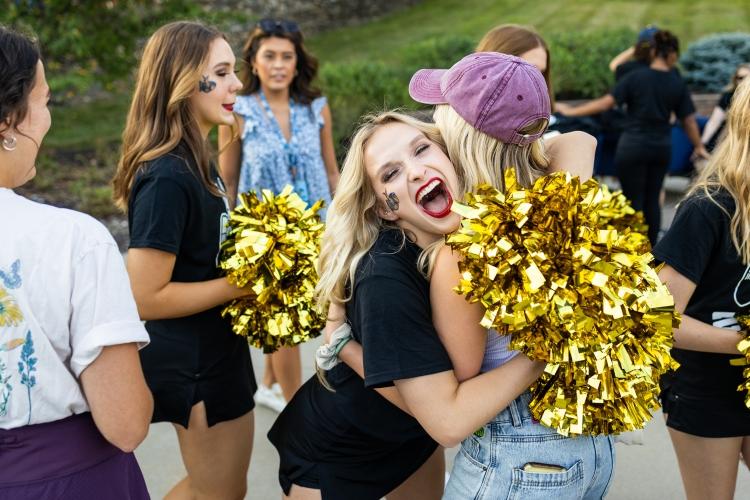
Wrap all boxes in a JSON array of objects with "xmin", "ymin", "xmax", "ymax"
[{"xmin": 321, "ymin": 28, "xmax": 637, "ymax": 151}]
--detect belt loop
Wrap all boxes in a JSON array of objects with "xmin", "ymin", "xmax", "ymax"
[{"xmin": 509, "ymin": 396, "xmax": 522, "ymax": 427}]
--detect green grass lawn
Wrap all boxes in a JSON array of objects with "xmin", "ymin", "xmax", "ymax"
[
  {"xmin": 308, "ymin": 0, "xmax": 750, "ymax": 65},
  {"xmin": 34, "ymin": 0, "xmax": 750, "ymax": 218}
]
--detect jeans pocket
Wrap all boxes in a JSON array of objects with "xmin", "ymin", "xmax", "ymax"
[
  {"xmin": 507, "ymin": 459, "xmax": 584, "ymax": 500},
  {"xmin": 444, "ymin": 444, "xmax": 490, "ymax": 500}
]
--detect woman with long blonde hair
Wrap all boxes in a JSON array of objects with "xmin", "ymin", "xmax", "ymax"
[
  {"xmin": 112, "ymin": 21, "xmax": 257, "ymax": 499},
  {"xmin": 268, "ymin": 55, "xmax": 600, "ymax": 499},
  {"xmin": 407, "ymin": 52, "xmax": 615, "ymax": 500},
  {"xmin": 268, "ymin": 109, "xmax": 545, "ymax": 500},
  {"xmin": 653, "ymin": 77, "xmax": 750, "ymax": 500}
]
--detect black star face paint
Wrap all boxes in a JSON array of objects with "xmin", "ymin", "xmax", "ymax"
[
  {"xmin": 384, "ymin": 190, "xmax": 399, "ymax": 212},
  {"xmin": 199, "ymin": 75, "xmax": 217, "ymax": 93}
]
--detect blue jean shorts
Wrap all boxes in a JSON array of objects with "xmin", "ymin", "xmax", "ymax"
[{"xmin": 444, "ymin": 391, "xmax": 615, "ymax": 500}]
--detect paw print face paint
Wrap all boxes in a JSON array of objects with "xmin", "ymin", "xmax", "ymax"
[
  {"xmin": 199, "ymin": 75, "xmax": 217, "ymax": 93},
  {"xmin": 384, "ymin": 191, "xmax": 400, "ymax": 212}
]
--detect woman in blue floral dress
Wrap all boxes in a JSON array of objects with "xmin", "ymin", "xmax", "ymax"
[{"xmin": 219, "ymin": 18, "xmax": 339, "ymax": 412}]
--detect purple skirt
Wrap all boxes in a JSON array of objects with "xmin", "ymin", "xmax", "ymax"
[{"xmin": 0, "ymin": 412, "xmax": 149, "ymax": 499}]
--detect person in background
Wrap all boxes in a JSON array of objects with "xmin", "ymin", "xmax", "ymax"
[
  {"xmin": 609, "ymin": 25, "xmax": 659, "ymax": 80},
  {"xmin": 112, "ymin": 21, "xmax": 257, "ymax": 499},
  {"xmin": 557, "ymin": 30, "xmax": 708, "ymax": 245},
  {"xmin": 701, "ymin": 63, "xmax": 750, "ymax": 152},
  {"xmin": 0, "ymin": 26, "xmax": 152, "ymax": 499},
  {"xmin": 219, "ymin": 18, "xmax": 339, "ymax": 413},
  {"xmin": 476, "ymin": 23, "xmax": 555, "ymax": 108},
  {"xmin": 652, "ymin": 77, "xmax": 750, "ymax": 500}
]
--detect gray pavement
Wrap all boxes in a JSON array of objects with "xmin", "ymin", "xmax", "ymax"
[{"xmin": 134, "ymin": 177, "xmax": 750, "ymax": 499}]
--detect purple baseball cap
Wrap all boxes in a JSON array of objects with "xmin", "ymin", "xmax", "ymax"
[{"xmin": 409, "ymin": 52, "xmax": 550, "ymax": 146}]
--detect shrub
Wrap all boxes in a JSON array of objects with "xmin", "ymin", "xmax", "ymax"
[
  {"xmin": 400, "ymin": 35, "xmax": 477, "ymax": 69},
  {"xmin": 548, "ymin": 28, "xmax": 636, "ymax": 99},
  {"xmin": 680, "ymin": 33, "xmax": 750, "ymax": 92},
  {"xmin": 320, "ymin": 29, "xmax": 638, "ymax": 152}
]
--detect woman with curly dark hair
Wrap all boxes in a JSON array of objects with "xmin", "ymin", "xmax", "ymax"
[
  {"xmin": 0, "ymin": 26, "xmax": 152, "ymax": 498},
  {"xmin": 219, "ymin": 19, "xmax": 339, "ymax": 412}
]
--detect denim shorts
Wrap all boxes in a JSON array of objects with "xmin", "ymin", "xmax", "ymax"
[{"xmin": 444, "ymin": 391, "xmax": 615, "ymax": 500}]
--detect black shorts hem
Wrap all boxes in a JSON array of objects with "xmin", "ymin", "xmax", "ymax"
[{"xmin": 662, "ymin": 386, "xmax": 750, "ymax": 438}]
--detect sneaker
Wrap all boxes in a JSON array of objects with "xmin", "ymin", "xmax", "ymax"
[
  {"xmin": 271, "ymin": 383, "xmax": 283, "ymax": 397},
  {"xmin": 255, "ymin": 384, "xmax": 286, "ymax": 413}
]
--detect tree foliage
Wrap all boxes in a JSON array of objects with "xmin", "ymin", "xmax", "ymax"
[{"xmin": 2, "ymin": 0, "xmax": 203, "ymax": 94}]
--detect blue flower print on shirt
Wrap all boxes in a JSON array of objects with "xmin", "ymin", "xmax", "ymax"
[{"xmin": 18, "ymin": 330, "xmax": 37, "ymax": 424}]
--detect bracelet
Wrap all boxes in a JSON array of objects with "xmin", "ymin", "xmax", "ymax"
[{"xmin": 333, "ymin": 336, "xmax": 352, "ymax": 357}]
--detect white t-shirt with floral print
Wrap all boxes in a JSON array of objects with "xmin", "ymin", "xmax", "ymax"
[{"xmin": 0, "ymin": 188, "xmax": 149, "ymax": 429}]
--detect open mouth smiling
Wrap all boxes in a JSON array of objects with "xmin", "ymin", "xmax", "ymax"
[{"xmin": 415, "ymin": 177, "xmax": 453, "ymax": 218}]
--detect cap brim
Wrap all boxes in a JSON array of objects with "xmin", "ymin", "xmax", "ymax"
[{"xmin": 409, "ymin": 69, "xmax": 448, "ymax": 105}]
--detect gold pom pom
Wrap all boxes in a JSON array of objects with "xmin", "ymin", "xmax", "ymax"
[
  {"xmin": 732, "ymin": 314, "xmax": 750, "ymax": 409},
  {"xmin": 448, "ymin": 170, "xmax": 680, "ymax": 435},
  {"xmin": 219, "ymin": 185, "xmax": 325, "ymax": 353}
]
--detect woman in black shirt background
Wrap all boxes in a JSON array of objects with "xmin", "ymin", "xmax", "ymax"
[
  {"xmin": 112, "ymin": 22, "xmax": 257, "ymax": 499},
  {"xmin": 652, "ymin": 77, "xmax": 750, "ymax": 500},
  {"xmin": 701, "ymin": 63, "xmax": 750, "ymax": 152},
  {"xmin": 558, "ymin": 30, "xmax": 708, "ymax": 245}
]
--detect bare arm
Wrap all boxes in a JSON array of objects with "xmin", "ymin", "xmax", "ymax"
[
  {"xmin": 681, "ymin": 114, "xmax": 710, "ymax": 160},
  {"xmin": 609, "ymin": 46, "xmax": 635, "ymax": 72},
  {"xmin": 431, "ymin": 246, "xmax": 486, "ymax": 382},
  {"xmin": 319, "ymin": 104, "xmax": 340, "ymax": 195},
  {"xmin": 545, "ymin": 131, "xmax": 597, "ymax": 181},
  {"xmin": 80, "ymin": 343, "xmax": 153, "ymax": 452},
  {"xmin": 394, "ymin": 355, "xmax": 545, "ymax": 448},
  {"xmin": 218, "ymin": 118, "xmax": 243, "ymax": 208},
  {"xmin": 557, "ymin": 94, "xmax": 616, "ymax": 118},
  {"xmin": 126, "ymin": 248, "xmax": 247, "ymax": 320},
  {"xmin": 658, "ymin": 264, "xmax": 742, "ymax": 354},
  {"xmin": 700, "ymin": 106, "xmax": 726, "ymax": 145}
]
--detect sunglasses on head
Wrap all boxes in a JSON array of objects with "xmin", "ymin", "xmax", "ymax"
[{"xmin": 257, "ymin": 18, "xmax": 300, "ymax": 35}]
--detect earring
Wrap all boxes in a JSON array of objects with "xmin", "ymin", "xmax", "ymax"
[{"xmin": 2, "ymin": 134, "xmax": 17, "ymax": 152}]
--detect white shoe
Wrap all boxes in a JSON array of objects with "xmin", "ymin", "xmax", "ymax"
[
  {"xmin": 255, "ymin": 385, "xmax": 286, "ymax": 413},
  {"xmin": 271, "ymin": 383, "xmax": 283, "ymax": 397}
]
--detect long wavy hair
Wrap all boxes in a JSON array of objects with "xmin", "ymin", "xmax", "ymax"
[
  {"xmin": 476, "ymin": 24, "xmax": 554, "ymax": 107},
  {"xmin": 315, "ymin": 111, "xmax": 446, "ymax": 312},
  {"xmin": 433, "ymin": 104, "xmax": 549, "ymax": 195},
  {"xmin": 239, "ymin": 22, "xmax": 321, "ymax": 104},
  {"xmin": 112, "ymin": 21, "xmax": 224, "ymax": 210},
  {"xmin": 688, "ymin": 77, "xmax": 750, "ymax": 264}
]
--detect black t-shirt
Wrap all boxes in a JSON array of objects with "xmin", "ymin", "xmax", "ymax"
[
  {"xmin": 718, "ymin": 90, "xmax": 734, "ymax": 111},
  {"xmin": 269, "ymin": 229, "xmax": 453, "ymax": 475},
  {"xmin": 611, "ymin": 67, "xmax": 695, "ymax": 141},
  {"xmin": 325, "ymin": 229, "xmax": 453, "ymax": 438},
  {"xmin": 615, "ymin": 60, "xmax": 649, "ymax": 81},
  {"xmin": 128, "ymin": 143, "xmax": 239, "ymax": 378},
  {"xmin": 653, "ymin": 191, "xmax": 747, "ymax": 399}
]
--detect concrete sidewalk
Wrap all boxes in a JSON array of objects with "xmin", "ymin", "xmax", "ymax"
[
  {"xmin": 134, "ymin": 178, "xmax": 750, "ymax": 499},
  {"xmin": 135, "ymin": 338, "xmax": 750, "ymax": 499}
]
